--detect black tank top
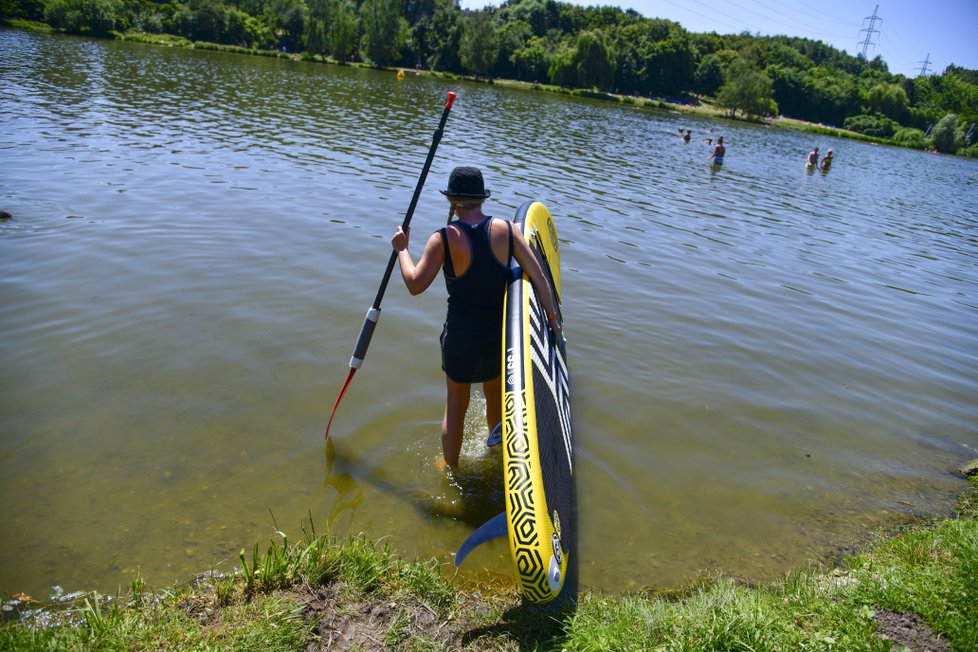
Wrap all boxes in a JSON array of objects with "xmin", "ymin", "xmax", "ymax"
[{"xmin": 440, "ymin": 217, "xmax": 512, "ymax": 326}]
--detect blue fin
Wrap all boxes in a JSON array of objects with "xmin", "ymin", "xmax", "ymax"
[
  {"xmin": 486, "ymin": 422, "xmax": 502, "ymax": 447},
  {"xmin": 454, "ymin": 512, "xmax": 507, "ymax": 568}
]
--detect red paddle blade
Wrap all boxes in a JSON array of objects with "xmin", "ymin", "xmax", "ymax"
[{"xmin": 324, "ymin": 367, "xmax": 357, "ymax": 440}]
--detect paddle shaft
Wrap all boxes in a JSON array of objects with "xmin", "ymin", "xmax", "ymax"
[
  {"xmin": 325, "ymin": 91, "xmax": 456, "ymax": 439},
  {"xmin": 350, "ymin": 90, "xmax": 456, "ymax": 368}
]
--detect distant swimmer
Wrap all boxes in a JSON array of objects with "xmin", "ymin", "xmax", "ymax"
[
  {"xmin": 708, "ymin": 136, "xmax": 725, "ymax": 165},
  {"xmin": 683, "ymin": 129, "xmax": 692, "ymax": 143},
  {"xmin": 820, "ymin": 148, "xmax": 833, "ymax": 171},
  {"xmin": 806, "ymin": 146, "xmax": 820, "ymax": 169}
]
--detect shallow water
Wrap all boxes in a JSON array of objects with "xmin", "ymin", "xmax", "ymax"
[{"xmin": 1, "ymin": 29, "xmax": 977, "ymax": 597}]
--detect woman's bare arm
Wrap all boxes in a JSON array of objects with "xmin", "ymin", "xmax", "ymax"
[
  {"xmin": 393, "ymin": 227, "xmax": 444, "ymax": 296},
  {"xmin": 511, "ymin": 229, "xmax": 563, "ymax": 337}
]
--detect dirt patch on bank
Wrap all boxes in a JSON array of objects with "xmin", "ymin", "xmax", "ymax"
[
  {"xmin": 293, "ymin": 583, "xmax": 452, "ymax": 651},
  {"xmin": 872, "ymin": 609, "xmax": 951, "ymax": 652},
  {"xmin": 290, "ymin": 581, "xmax": 568, "ymax": 651}
]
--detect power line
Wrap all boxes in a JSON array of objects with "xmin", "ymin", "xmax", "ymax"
[
  {"xmin": 724, "ymin": 0, "xmax": 855, "ymax": 40},
  {"xmin": 754, "ymin": 0, "xmax": 858, "ymax": 30},
  {"xmin": 685, "ymin": 0, "xmax": 761, "ymax": 33},
  {"xmin": 858, "ymin": 4, "xmax": 882, "ymax": 58},
  {"xmin": 875, "ymin": 31, "xmax": 920, "ymax": 75},
  {"xmin": 657, "ymin": 0, "xmax": 854, "ymax": 42},
  {"xmin": 654, "ymin": 0, "xmax": 748, "ymax": 34}
]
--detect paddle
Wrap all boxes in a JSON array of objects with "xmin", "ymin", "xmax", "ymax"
[{"xmin": 324, "ymin": 90, "xmax": 457, "ymax": 440}]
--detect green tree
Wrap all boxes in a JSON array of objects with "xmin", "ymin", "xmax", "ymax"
[
  {"xmin": 421, "ymin": 0, "xmax": 461, "ymax": 71},
  {"xmin": 642, "ymin": 28, "xmax": 693, "ymax": 96},
  {"xmin": 511, "ymin": 34, "xmax": 551, "ymax": 82},
  {"xmin": 493, "ymin": 18, "xmax": 532, "ymax": 80},
  {"xmin": 44, "ymin": 0, "xmax": 121, "ymax": 36},
  {"xmin": 842, "ymin": 113, "xmax": 896, "ymax": 137},
  {"xmin": 767, "ymin": 64, "xmax": 806, "ymax": 117},
  {"xmin": 715, "ymin": 55, "xmax": 777, "ymax": 119},
  {"xmin": 863, "ymin": 82, "xmax": 909, "ymax": 123},
  {"xmin": 1, "ymin": 0, "xmax": 18, "ymax": 19},
  {"xmin": 459, "ymin": 10, "xmax": 497, "ymax": 77},
  {"xmin": 547, "ymin": 36, "xmax": 576, "ymax": 87},
  {"xmin": 572, "ymin": 29, "xmax": 614, "ymax": 90},
  {"xmin": 694, "ymin": 53, "xmax": 724, "ymax": 95},
  {"xmin": 305, "ymin": 0, "xmax": 327, "ymax": 55},
  {"xmin": 227, "ymin": 7, "xmax": 274, "ymax": 47},
  {"xmin": 497, "ymin": 0, "xmax": 553, "ymax": 38},
  {"xmin": 892, "ymin": 127, "xmax": 928, "ymax": 149},
  {"xmin": 360, "ymin": 0, "xmax": 406, "ymax": 65},
  {"xmin": 183, "ymin": 0, "xmax": 227, "ymax": 42},
  {"xmin": 266, "ymin": 0, "xmax": 308, "ymax": 51},
  {"xmin": 325, "ymin": 0, "xmax": 357, "ymax": 62},
  {"xmin": 612, "ymin": 18, "xmax": 691, "ymax": 97},
  {"xmin": 930, "ymin": 113, "xmax": 961, "ymax": 153},
  {"xmin": 799, "ymin": 65, "xmax": 858, "ymax": 125}
]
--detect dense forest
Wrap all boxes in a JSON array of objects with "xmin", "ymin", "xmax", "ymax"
[{"xmin": 3, "ymin": 0, "xmax": 977, "ymax": 154}]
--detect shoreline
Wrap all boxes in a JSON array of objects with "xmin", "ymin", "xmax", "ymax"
[{"xmin": 5, "ymin": 20, "xmax": 966, "ymax": 157}]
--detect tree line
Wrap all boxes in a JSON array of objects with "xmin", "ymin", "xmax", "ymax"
[{"xmin": 3, "ymin": 0, "xmax": 976, "ymax": 153}]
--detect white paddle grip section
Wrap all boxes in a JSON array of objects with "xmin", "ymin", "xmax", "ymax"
[{"xmin": 350, "ymin": 308, "xmax": 381, "ymax": 369}]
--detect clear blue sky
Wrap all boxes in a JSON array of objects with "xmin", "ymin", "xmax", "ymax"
[{"xmin": 458, "ymin": 0, "xmax": 978, "ymax": 79}]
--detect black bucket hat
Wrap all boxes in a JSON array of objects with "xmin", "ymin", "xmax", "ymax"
[{"xmin": 439, "ymin": 166, "xmax": 491, "ymax": 199}]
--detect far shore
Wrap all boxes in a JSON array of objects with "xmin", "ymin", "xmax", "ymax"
[{"xmin": 6, "ymin": 19, "xmax": 964, "ymax": 157}]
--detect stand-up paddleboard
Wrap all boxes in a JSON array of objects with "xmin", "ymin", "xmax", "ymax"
[{"xmin": 454, "ymin": 201, "xmax": 574, "ymax": 605}]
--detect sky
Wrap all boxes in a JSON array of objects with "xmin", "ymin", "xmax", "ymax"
[{"xmin": 457, "ymin": 0, "xmax": 978, "ymax": 79}]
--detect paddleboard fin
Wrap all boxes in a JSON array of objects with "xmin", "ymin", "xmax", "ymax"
[
  {"xmin": 453, "ymin": 512, "xmax": 507, "ymax": 568},
  {"xmin": 486, "ymin": 422, "xmax": 502, "ymax": 447}
]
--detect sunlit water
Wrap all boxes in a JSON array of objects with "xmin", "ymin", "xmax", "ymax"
[{"xmin": 2, "ymin": 29, "xmax": 977, "ymax": 598}]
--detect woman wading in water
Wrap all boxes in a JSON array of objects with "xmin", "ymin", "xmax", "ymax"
[{"xmin": 392, "ymin": 167, "xmax": 560, "ymax": 469}]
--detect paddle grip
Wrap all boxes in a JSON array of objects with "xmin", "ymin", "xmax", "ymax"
[{"xmin": 350, "ymin": 308, "xmax": 381, "ymax": 369}]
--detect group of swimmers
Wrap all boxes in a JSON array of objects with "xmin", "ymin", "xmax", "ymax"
[
  {"xmin": 681, "ymin": 127, "xmax": 837, "ymax": 173},
  {"xmin": 679, "ymin": 126, "xmax": 840, "ymax": 174},
  {"xmin": 680, "ymin": 128, "xmax": 726, "ymax": 166},
  {"xmin": 806, "ymin": 146, "xmax": 834, "ymax": 171}
]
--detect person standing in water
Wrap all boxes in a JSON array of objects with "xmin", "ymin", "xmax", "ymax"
[
  {"xmin": 391, "ymin": 166, "xmax": 561, "ymax": 469},
  {"xmin": 820, "ymin": 148, "xmax": 833, "ymax": 171},
  {"xmin": 708, "ymin": 136, "xmax": 725, "ymax": 165},
  {"xmin": 806, "ymin": 146, "xmax": 820, "ymax": 169}
]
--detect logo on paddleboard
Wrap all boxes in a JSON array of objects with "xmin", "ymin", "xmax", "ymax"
[{"xmin": 505, "ymin": 348, "xmax": 517, "ymax": 388}]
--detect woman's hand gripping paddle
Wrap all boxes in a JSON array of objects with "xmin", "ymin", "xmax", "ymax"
[{"xmin": 324, "ymin": 91, "xmax": 457, "ymax": 440}]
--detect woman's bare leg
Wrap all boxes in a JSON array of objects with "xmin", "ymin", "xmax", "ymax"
[
  {"xmin": 442, "ymin": 377, "xmax": 471, "ymax": 468},
  {"xmin": 482, "ymin": 376, "xmax": 502, "ymax": 433}
]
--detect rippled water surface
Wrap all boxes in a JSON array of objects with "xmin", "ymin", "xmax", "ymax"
[{"xmin": 2, "ymin": 29, "xmax": 977, "ymax": 597}]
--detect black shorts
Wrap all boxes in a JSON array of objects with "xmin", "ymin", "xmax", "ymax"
[{"xmin": 440, "ymin": 320, "xmax": 501, "ymax": 383}]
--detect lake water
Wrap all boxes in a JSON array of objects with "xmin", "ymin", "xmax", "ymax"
[{"xmin": 2, "ymin": 28, "xmax": 977, "ymax": 599}]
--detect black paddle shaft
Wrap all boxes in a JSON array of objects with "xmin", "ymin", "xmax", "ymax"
[{"xmin": 349, "ymin": 91, "xmax": 457, "ymax": 368}]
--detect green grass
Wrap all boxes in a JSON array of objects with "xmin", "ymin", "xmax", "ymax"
[{"xmin": 2, "ymin": 477, "xmax": 975, "ymax": 650}]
